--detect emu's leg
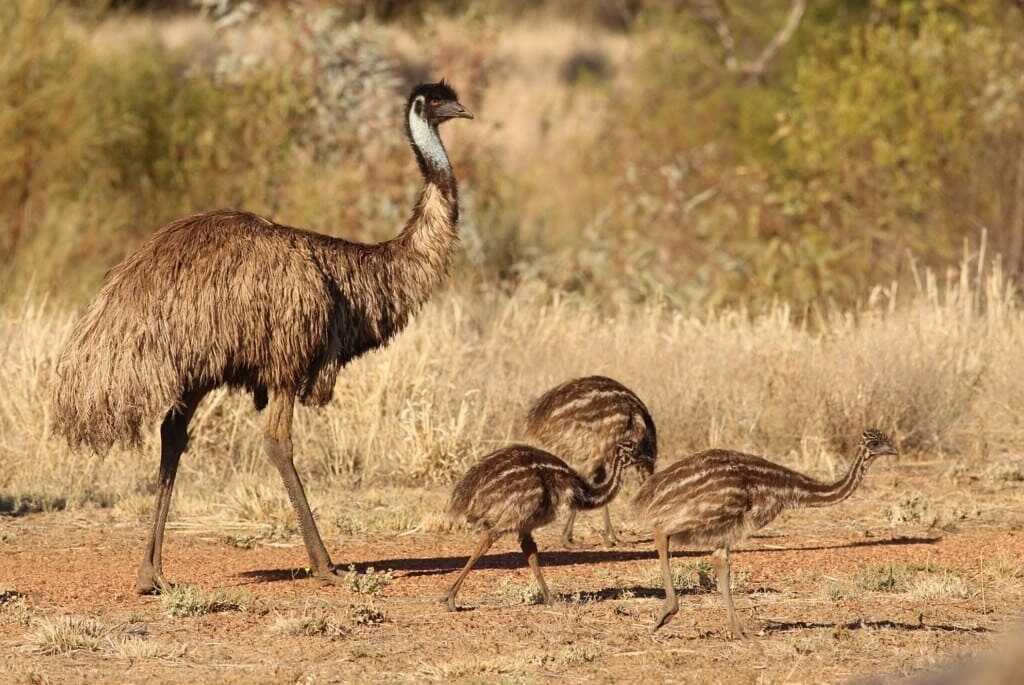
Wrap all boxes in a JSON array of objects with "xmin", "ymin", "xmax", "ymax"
[
  {"xmin": 441, "ymin": 530, "xmax": 495, "ymax": 611},
  {"xmin": 560, "ymin": 510, "xmax": 577, "ymax": 547},
  {"xmin": 711, "ymin": 546, "xmax": 747, "ymax": 639},
  {"xmin": 135, "ymin": 387, "xmax": 207, "ymax": 595},
  {"xmin": 264, "ymin": 391, "xmax": 337, "ymax": 582},
  {"xmin": 600, "ymin": 506, "xmax": 620, "ymax": 547},
  {"xmin": 652, "ymin": 531, "xmax": 678, "ymax": 631},
  {"xmin": 519, "ymin": 532, "xmax": 551, "ymax": 605}
]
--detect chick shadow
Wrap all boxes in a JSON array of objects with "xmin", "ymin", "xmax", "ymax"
[
  {"xmin": 556, "ymin": 584, "xmax": 782, "ymax": 603},
  {"xmin": 740, "ymin": 534, "xmax": 942, "ymax": 554},
  {"xmin": 760, "ymin": 618, "xmax": 992, "ymax": 635}
]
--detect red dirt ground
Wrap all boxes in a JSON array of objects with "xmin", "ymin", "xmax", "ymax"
[{"xmin": 2, "ymin": 467, "xmax": 1024, "ymax": 683}]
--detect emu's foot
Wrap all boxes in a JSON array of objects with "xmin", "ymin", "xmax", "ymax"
[
  {"xmin": 601, "ymin": 533, "xmax": 620, "ymax": 547},
  {"xmin": 313, "ymin": 566, "xmax": 348, "ymax": 586},
  {"xmin": 560, "ymin": 535, "xmax": 575, "ymax": 549},
  {"xmin": 134, "ymin": 568, "xmax": 171, "ymax": 596},
  {"xmin": 651, "ymin": 603, "xmax": 678, "ymax": 633},
  {"xmin": 439, "ymin": 594, "xmax": 458, "ymax": 612}
]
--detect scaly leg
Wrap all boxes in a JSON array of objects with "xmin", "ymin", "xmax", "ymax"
[
  {"xmin": 652, "ymin": 531, "xmax": 678, "ymax": 631},
  {"xmin": 711, "ymin": 546, "xmax": 747, "ymax": 639},
  {"xmin": 441, "ymin": 530, "xmax": 495, "ymax": 611},
  {"xmin": 560, "ymin": 510, "xmax": 577, "ymax": 547},
  {"xmin": 600, "ymin": 505, "xmax": 619, "ymax": 547},
  {"xmin": 264, "ymin": 391, "xmax": 337, "ymax": 582},
  {"xmin": 135, "ymin": 387, "xmax": 208, "ymax": 594},
  {"xmin": 520, "ymin": 532, "xmax": 551, "ymax": 605}
]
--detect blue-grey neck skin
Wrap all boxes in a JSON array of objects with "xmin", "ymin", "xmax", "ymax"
[{"xmin": 407, "ymin": 96, "xmax": 452, "ymax": 181}]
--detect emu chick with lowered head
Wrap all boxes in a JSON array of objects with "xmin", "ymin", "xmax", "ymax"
[
  {"xmin": 525, "ymin": 375, "xmax": 657, "ymax": 547},
  {"xmin": 443, "ymin": 442, "xmax": 644, "ymax": 611}
]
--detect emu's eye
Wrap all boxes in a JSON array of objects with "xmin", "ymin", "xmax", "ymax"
[{"xmin": 429, "ymin": 98, "xmax": 440, "ymax": 106}]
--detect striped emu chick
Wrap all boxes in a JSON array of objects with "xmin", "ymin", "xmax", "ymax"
[
  {"xmin": 634, "ymin": 429, "xmax": 897, "ymax": 637},
  {"xmin": 525, "ymin": 376, "xmax": 657, "ymax": 546},
  {"xmin": 443, "ymin": 442, "xmax": 642, "ymax": 611}
]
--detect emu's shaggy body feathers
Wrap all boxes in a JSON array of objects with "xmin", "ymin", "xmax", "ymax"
[{"xmin": 53, "ymin": 184, "xmax": 455, "ymax": 451}]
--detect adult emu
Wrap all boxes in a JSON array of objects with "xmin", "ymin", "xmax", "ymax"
[{"xmin": 51, "ymin": 82, "xmax": 473, "ymax": 594}]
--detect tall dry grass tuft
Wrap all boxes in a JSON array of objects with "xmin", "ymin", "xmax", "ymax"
[{"xmin": 1, "ymin": 253, "xmax": 1020, "ymax": 521}]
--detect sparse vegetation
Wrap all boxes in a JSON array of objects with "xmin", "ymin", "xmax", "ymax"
[
  {"xmin": 341, "ymin": 566, "xmax": 394, "ymax": 596},
  {"xmin": 26, "ymin": 615, "xmax": 108, "ymax": 655},
  {"xmin": 3, "ymin": 256, "xmax": 1020, "ymax": 513},
  {"xmin": 857, "ymin": 563, "xmax": 972, "ymax": 599},
  {"xmin": 269, "ymin": 610, "xmax": 350, "ymax": 640},
  {"xmin": 160, "ymin": 585, "xmax": 254, "ymax": 618},
  {"xmin": 3, "ymin": 0, "xmax": 1024, "ymax": 682},
  {"xmin": 349, "ymin": 600, "xmax": 387, "ymax": 626},
  {"xmin": 494, "ymin": 577, "xmax": 546, "ymax": 606}
]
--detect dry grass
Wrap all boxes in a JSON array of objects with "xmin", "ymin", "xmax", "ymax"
[
  {"xmin": 1, "ymin": 254, "xmax": 1019, "ymax": 528},
  {"xmin": 23, "ymin": 613, "xmax": 172, "ymax": 659},
  {"xmin": 269, "ymin": 610, "xmax": 350, "ymax": 640}
]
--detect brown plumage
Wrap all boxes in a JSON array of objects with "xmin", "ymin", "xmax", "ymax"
[
  {"xmin": 50, "ymin": 81, "xmax": 473, "ymax": 594},
  {"xmin": 633, "ymin": 429, "xmax": 897, "ymax": 637},
  {"xmin": 442, "ymin": 442, "xmax": 642, "ymax": 611},
  {"xmin": 525, "ymin": 375, "xmax": 657, "ymax": 547}
]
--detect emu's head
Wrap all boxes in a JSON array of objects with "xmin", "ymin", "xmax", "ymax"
[
  {"xmin": 861, "ymin": 428, "xmax": 898, "ymax": 462},
  {"xmin": 407, "ymin": 81, "xmax": 473, "ymax": 128}
]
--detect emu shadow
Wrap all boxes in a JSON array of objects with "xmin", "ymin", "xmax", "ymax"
[
  {"xmin": 760, "ymin": 618, "xmax": 991, "ymax": 635},
  {"xmin": 236, "ymin": 534, "xmax": 942, "ymax": 585},
  {"xmin": 238, "ymin": 548, "xmax": 703, "ymax": 584}
]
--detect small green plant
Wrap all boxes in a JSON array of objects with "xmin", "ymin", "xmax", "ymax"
[
  {"xmin": 160, "ymin": 585, "xmax": 253, "ymax": 618},
  {"xmin": 341, "ymin": 566, "xmax": 394, "ymax": 596}
]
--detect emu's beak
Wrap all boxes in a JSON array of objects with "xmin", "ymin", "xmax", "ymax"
[{"xmin": 441, "ymin": 101, "xmax": 474, "ymax": 120}]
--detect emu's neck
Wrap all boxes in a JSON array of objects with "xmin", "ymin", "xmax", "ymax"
[
  {"xmin": 390, "ymin": 111, "xmax": 459, "ymax": 286},
  {"xmin": 792, "ymin": 447, "xmax": 871, "ymax": 508},
  {"xmin": 408, "ymin": 108, "xmax": 452, "ymax": 180},
  {"xmin": 571, "ymin": 458, "xmax": 625, "ymax": 511},
  {"xmin": 326, "ymin": 112, "xmax": 460, "ymax": 347}
]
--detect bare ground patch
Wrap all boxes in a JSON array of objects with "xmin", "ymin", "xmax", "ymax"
[{"xmin": 2, "ymin": 462, "xmax": 1023, "ymax": 683}]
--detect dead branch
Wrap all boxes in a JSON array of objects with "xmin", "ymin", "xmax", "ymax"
[{"xmin": 694, "ymin": 0, "xmax": 808, "ymax": 82}]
